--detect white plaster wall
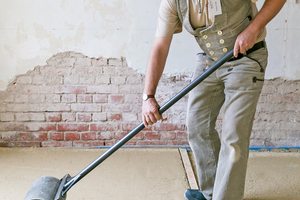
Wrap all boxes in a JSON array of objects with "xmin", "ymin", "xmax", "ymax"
[{"xmin": 0, "ymin": 0, "xmax": 299, "ymax": 90}]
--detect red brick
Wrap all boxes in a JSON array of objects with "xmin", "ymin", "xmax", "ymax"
[
  {"xmin": 123, "ymin": 141, "xmax": 137, "ymax": 146},
  {"xmin": 81, "ymin": 132, "xmax": 96, "ymax": 140},
  {"xmin": 1, "ymin": 132, "xmax": 17, "ymax": 141},
  {"xmin": 78, "ymin": 94, "xmax": 92, "ymax": 103},
  {"xmin": 65, "ymin": 132, "xmax": 80, "ymax": 140},
  {"xmin": 177, "ymin": 132, "xmax": 188, "ymax": 139},
  {"xmin": 55, "ymin": 86, "xmax": 86, "ymax": 94},
  {"xmin": 49, "ymin": 132, "xmax": 64, "ymax": 140},
  {"xmin": 46, "ymin": 113, "xmax": 61, "ymax": 122},
  {"xmin": 93, "ymin": 95, "xmax": 108, "ymax": 103},
  {"xmin": 33, "ymin": 132, "xmax": 48, "ymax": 140},
  {"xmin": 90, "ymin": 123, "xmax": 106, "ymax": 131},
  {"xmin": 110, "ymin": 95, "xmax": 123, "ymax": 103},
  {"xmin": 137, "ymin": 141, "xmax": 168, "ymax": 145},
  {"xmin": 58, "ymin": 123, "xmax": 88, "ymax": 131},
  {"xmin": 42, "ymin": 141, "xmax": 72, "ymax": 147},
  {"xmin": 0, "ymin": 142, "xmax": 9, "ymax": 147},
  {"xmin": 62, "ymin": 94, "xmax": 76, "ymax": 103},
  {"xmin": 153, "ymin": 123, "xmax": 185, "ymax": 131},
  {"xmin": 25, "ymin": 123, "xmax": 56, "ymax": 131},
  {"xmin": 90, "ymin": 123, "xmax": 120, "ymax": 131},
  {"xmin": 168, "ymin": 141, "xmax": 189, "ymax": 146},
  {"xmin": 161, "ymin": 132, "xmax": 176, "ymax": 140},
  {"xmin": 10, "ymin": 141, "xmax": 41, "ymax": 147},
  {"xmin": 77, "ymin": 113, "xmax": 92, "ymax": 122},
  {"xmin": 62, "ymin": 113, "xmax": 76, "ymax": 122},
  {"xmin": 105, "ymin": 140, "xmax": 116, "ymax": 146},
  {"xmin": 145, "ymin": 132, "xmax": 160, "ymax": 140},
  {"xmin": 73, "ymin": 141, "xmax": 104, "ymax": 147},
  {"xmin": 87, "ymin": 85, "xmax": 118, "ymax": 94},
  {"xmin": 109, "ymin": 114, "xmax": 122, "ymax": 121},
  {"xmin": 98, "ymin": 132, "xmax": 113, "ymax": 140},
  {"xmin": 133, "ymin": 132, "xmax": 144, "ymax": 140},
  {"xmin": 18, "ymin": 132, "xmax": 33, "ymax": 141},
  {"xmin": 122, "ymin": 123, "xmax": 151, "ymax": 131},
  {"xmin": 106, "ymin": 124, "xmax": 120, "ymax": 131},
  {"xmin": 114, "ymin": 132, "xmax": 128, "ymax": 140}
]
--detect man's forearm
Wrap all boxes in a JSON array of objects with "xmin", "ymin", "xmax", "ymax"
[
  {"xmin": 234, "ymin": 0, "xmax": 286, "ymax": 56},
  {"xmin": 248, "ymin": 0, "xmax": 286, "ymax": 36},
  {"xmin": 143, "ymin": 36, "xmax": 173, "ymax": 95}
]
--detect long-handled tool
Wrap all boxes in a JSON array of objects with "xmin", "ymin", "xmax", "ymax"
[{"xmin": 24, "ymin": 50, "xmax": 234, "ymax": 200}]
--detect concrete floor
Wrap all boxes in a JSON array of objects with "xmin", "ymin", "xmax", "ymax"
[
  {"xmin": 0, "ymin": 148, "xmax": 188, "ymax": 200},
  {"xmin": 0, "ymin": 148, "xmax": 300, "ymax": 200},
  {"xmin": 188, "ymin": 150, "xmax": 300, "ymax": 200}
]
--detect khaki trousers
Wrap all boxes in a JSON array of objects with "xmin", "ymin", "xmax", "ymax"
[{"xmin": 187, "ymin": 46, "xmax": 268, "ymax": 200}]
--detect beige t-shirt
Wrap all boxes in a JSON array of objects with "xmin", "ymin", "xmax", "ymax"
[{"xmin": 155, "ymin": 0, "xmax": 266, "ymax": 42}]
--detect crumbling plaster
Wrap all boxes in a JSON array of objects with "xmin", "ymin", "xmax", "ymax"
[{"xmin": 0, "ymin": 0, "xmax": 299, "ymax": 91}]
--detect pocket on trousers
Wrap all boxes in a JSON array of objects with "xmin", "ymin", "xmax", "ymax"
[{"xmin": 194, "ymin": 53, "xmax": 209, "ymax": 79}]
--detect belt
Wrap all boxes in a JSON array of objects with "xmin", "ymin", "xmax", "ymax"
[{"xmin": 228, "ymin": 41, "xmax": 265, "ymax": 62}]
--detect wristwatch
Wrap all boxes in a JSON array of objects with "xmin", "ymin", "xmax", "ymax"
[{"xmin": 142, "ymin": 94, "xmax": 155, "ymax": 101}]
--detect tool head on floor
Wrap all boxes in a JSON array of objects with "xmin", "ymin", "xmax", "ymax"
[{"xmin": 24, "ymin": 174, "xmax": 70, "ymax": 200}]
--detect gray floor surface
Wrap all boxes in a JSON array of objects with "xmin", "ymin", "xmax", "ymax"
[{"xmin": 0, "ymin": 147, "xmax": 300, "ymax": 200}]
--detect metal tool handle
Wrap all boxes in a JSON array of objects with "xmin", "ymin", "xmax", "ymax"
[{"xmin": 61, "ymin": 50, "xmax": 234, "ymax": 196}]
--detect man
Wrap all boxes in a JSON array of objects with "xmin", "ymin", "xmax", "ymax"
[{"xmin": 141, "ymin": 0, "xmax": 286, "ymax": 200}]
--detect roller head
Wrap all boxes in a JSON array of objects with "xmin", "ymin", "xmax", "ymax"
[{"xmin": 24, "ymin": 176, "xmax": 61, "ymax": 200}]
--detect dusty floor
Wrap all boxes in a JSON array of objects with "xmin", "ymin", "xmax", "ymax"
[
  {"xmin": 188, "ymin": 150, "xmax": 300, "ymax": 200},
  {"xmin": 245, "ymin": 151, "xmax": 300, "ymax": 200},
  {"xmin": 0, "ymin": 148, "xmax": 188, "ymax": 200},
  {"xmin": 0, "ymin": 148, "xmax": 300, "ymax": 200}
]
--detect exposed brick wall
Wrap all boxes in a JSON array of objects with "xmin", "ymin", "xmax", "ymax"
[
  {"xmin": 0, "ymin": 52, "xmax": 188, "ymax": 147},
  {"xmin": 0, "ymin": 51, "xmax": 299, "ymax": 148}
]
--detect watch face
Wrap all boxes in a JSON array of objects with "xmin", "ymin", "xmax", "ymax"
[{"xmin": 142, "ymin": 94, "xmax": 148, "ymax": 101}]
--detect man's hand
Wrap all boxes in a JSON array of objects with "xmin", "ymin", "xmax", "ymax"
[
  {"xmin": 142, "ymin": 98, "xmax": 166, "ymax": 127},
  {"xmin": 234, "ymin": 28, "xmax": 258, "ymax": 57},
  {"xmin": 234, "ymin": 0, "xmax": 286, "ymax": 58}
]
